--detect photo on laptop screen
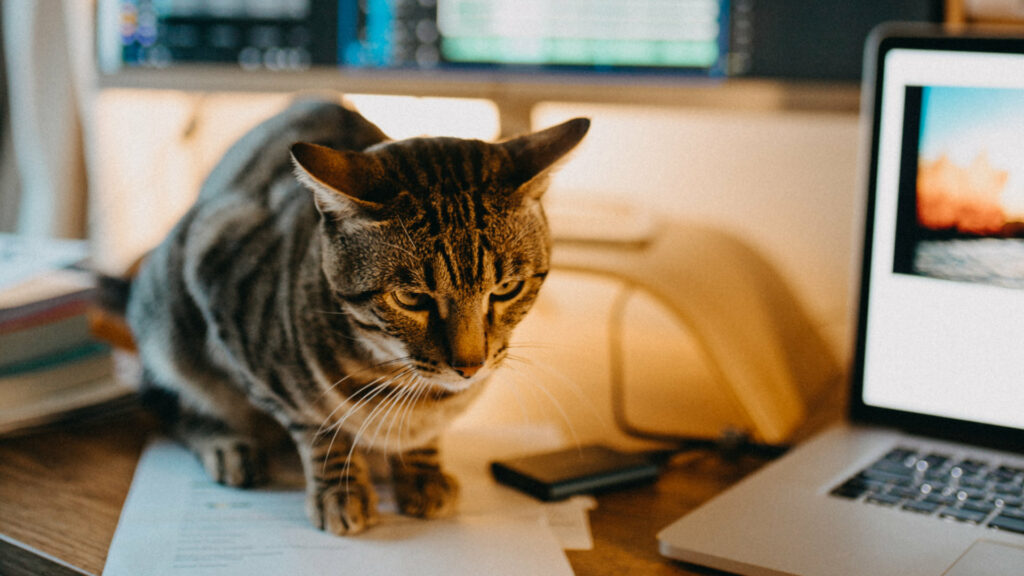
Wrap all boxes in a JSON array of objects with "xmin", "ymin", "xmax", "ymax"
[
  {"xmin": 861, "ymin": 48, "xmax": 1024, "ymax": 434},
  {"xmin": 893, "ymin": 84, "xmax": 1024, "ymax": 290}
]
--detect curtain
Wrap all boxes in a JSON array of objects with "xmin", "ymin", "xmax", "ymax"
[
  {"xmin": 0, "ymin": 4, "xmax": 19, "ymax": 233},
  {"xmin": 1, "ymin": 0, "xmax": 88, "ymax": 238}
]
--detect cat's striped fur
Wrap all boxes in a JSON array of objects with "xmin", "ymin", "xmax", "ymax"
[{"xmin": 126, "ymin": 99, "xmax": 588, "ymax": 534}]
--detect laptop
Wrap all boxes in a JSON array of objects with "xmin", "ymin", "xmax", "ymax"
[{"xmin": 658, "ymin": 25, "xmax": 1024, "ymax": 576}]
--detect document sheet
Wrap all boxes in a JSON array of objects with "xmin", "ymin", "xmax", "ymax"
[{"xmin": 104, "ymin": 426, "xmax": 587, "ymax": 575}]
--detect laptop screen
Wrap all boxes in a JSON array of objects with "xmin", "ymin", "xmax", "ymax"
[{"xmin": 855, "ymin": 33, "xmax": 1024, "ymax": 439}]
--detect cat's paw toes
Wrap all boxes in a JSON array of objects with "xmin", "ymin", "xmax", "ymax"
[
  {"xmin": 197, "ymin": 438, "xmax": 267, "ymax": 487},
  {"xmin": 394, "ymin": 470, "xmax": 460, "ymax": 519},
  {"xmin": 312, "ymin": 484, "xmax": 380, "ymax": 536}
]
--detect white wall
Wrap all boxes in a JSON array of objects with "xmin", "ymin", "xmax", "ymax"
[{"xmin": 535, "ymin": 102, "xmax": 863, "ymax": 353}]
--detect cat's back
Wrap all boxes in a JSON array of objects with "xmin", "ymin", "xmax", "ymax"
[
  {"xmin": 129, "ymin": 100, "xmax": 388, "ymax": 339},
  {"xmin": 199, "ymin": 99, "xmax": 389, "ymax": 205},
  {"xmin": 149, "ymin": 100, "xmax": 383, "ymax": 269}
]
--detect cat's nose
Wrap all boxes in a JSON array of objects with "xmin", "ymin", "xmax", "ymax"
[{"xmin": 452, "ymin": 363, "xmax": 483, "ymax": 379}]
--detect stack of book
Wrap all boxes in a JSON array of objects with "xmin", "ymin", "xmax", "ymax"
[{"xmin": 0, "ymin": 234, "xmax": 134, "ymax": 435}]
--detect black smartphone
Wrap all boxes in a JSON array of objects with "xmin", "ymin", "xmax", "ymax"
[{"xmin": 490, "ymin": 444, "xmax": 660, "ymax": 501}]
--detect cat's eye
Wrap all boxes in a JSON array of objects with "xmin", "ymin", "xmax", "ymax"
[
  {"xmin": 392, "ymin": 289, "xmax": 433, "ymax": 311},
  {"xmin": 491, "ymin": 279, "xmax": 525, "ymax": 302}
]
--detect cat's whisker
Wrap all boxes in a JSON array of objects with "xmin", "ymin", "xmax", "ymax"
[
  {"xmin": 500, "ymin": 359, "xmax": 548, "ymax": 420},
  {"xmin": 396, "ymin": 375, "xmax": 430, "ymax": 461},
  {"xmin": 315, "ymin": 356, "xmax": 391, "ymax": 405},
  {"xmin": 318, "ymin": 369, "xmax": 395, "ymax": 424},
  {"xmin": 337, "ymin": 382, "xmax": 401, "ymax": 491},
  {"xmin": 316, "ymin": 376, "xmax": 389, "ymax": 438},
  {"xmin": 382, "ymin": 382, "xmax": 410, "ymax": 458},
  {"xmin": 316, "ymin": 356, "xmax": 412, "ymax": 403},
  {"xmin": 344, "ymin": 360, "xmax": 418, "ymax": 400},
  {"xmin": 341, "ymin": 380, "xmax": 408, "ymax": 492},
  {"xmin": 313, "ymin": 358, "xmax": 416, "ymax": 429},
  {"xmin": 504, "ymin": 352, "xmax": 608, "ymax": 430},
  {"xmin": 505, "ymin": 351, "xmax": 574, "ymax": 392},
  {"xmin": 323, "ymin": 363, "xmax": 418, "ymax": 484},
  {"xmin": 371, "ymin": 372, "xmax": 417, "ymax": 454},
  {"xmin": 314, "ymin": 363, "xmax": 410, "ymax": 437},
  {"xmin": 496, "ymin": 369, "xmax": 535, "ymax": 428},
  {"xmin": 378, "ymin": 239, "xmax": 417, "ymax": 259},
  {"xmin": 385, "ymin": 373, "xmax": 415, "ymax": 457},
  {"xmin": 321, "ymin": 365, "xmax": 415, "ymax": 435},
  {"xmin": 318, "ymin": 378, "xmax": 392, "ymax": 479},
  {"xmin": 501, "ymin": 356, "xmax": 583, "ymax": 451},
  {"xmin": 392, "ymin": 378, "xmax": 416, "ymax": 460},
  {"xmin": 386, "ymin": 374, "xmax": 420, "ymax": 458},
  {"xmin": 506, "ymin": 341, "xmax": 567, "ymax": 352},
  {"xmin": 317, "ymin": 365, "xmax": 416, "ymax": 482},
  {"xmin": 344, "ymin": 368, "xmax": 413, "ymax": 448},
  {"xmin": 394, "ymin": 216, "xmax": 417, "ymax": 255}
]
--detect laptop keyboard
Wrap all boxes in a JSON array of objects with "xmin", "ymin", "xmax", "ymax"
[{"xmin": 830, "ymin": 446, "xmax": 1024, "ymax": 535}]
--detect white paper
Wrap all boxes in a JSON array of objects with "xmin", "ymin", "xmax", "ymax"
[
  {"xmin": 440, "ymin": 424, "xmax": 598, "ymax": 551},
  {"xmin": 104, "ymin": 430, "xmax": 578, "ymax": 576},
  {"xmin": 544, "ymin": 497, "xmax": 597, "ymax": 551},
  {"xmin": 440, "ymin": 423, "xmax": 563, "ymax": 518}
]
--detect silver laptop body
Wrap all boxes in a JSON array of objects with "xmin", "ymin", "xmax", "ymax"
[{"xmin": 658, "ymin": 25, "xmax": 1024, "ymax": 576}]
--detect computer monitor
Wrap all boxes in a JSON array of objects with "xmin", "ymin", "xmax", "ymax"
[
  {"xmin": 99, "ymin": 0, "xmax": 730, "ymax": 76},
  {"xmin": 95, "ymin": 0, "xmax": 943, "ymax": 134}
]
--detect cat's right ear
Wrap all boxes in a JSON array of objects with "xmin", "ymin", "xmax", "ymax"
[
  {"xmin": 499, "ymin": 117, "xmax": 590, "ymax": 201},
  {"xmin": 290, "ymin": 142, "xmax": 386, "ymax": 217}
]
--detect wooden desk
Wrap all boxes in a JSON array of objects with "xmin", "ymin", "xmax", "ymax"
[{"xmin": 0, "ymin": 409, "xmax": 766, "ymax": 576}]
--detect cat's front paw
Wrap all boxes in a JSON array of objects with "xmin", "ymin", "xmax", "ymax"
[
  {"xmin": 392, "ymin": 469, "xmax": 460, "ymax": 519},
  {"xmin": 309, "ymin": 483, "xmax": 380, "ymax": 536},
  {"xmin": 196, "ymin": 437, "xmax": 267, "ymax": 488}
]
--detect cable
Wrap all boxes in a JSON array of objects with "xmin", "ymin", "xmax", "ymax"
[{"xmin": 607, "ymin": 284, "xmax": 789, "ymax": 461}]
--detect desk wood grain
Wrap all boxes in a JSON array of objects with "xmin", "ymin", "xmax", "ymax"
[
  {"xmin": 0, "ymin": 410, "xmax": 765, "ymax": 575},
  {"xmin": 567, "ymin": 453, "xmax": 764, "ymax": 576},
  {"xmin": 0, "ymin": 411, "xmax": 157, "ymax": 575}
]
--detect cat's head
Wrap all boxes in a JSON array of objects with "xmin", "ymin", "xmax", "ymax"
[{"xmin": 291, "ymin": 118, "xmax": 588, "ymax": 392}]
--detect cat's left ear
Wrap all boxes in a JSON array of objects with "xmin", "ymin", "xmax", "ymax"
[
  {"xmin": 499, "ymin": 117, "xmax": 590, "ymax": 200},
  {"xmin": 290, "ymin": 142, "xmax": 389, "ymax": 217}
]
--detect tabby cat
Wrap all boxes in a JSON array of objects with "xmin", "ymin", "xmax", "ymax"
[{"xmin": 125, "ymin": 99, "xmax": 588, "ymax": 535}]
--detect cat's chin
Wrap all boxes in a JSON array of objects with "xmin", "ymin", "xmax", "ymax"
[
  {"xmin": 426, "ymin": 370, "xmax": 489, "ymax": 395},
  {"xmin": 429, "ymin": 379, "xmax": 475, "ymax": 395}
]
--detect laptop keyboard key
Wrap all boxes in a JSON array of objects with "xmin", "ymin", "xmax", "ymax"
[
  {"xmin": 989, "ymin": 513, "xmax": 1024, "ymax": 535},
  {"xmin": 883, "ymin": 448, "xmax": 918, "ymax": 463},
  {"xmin": 920, "ymin": 454, "xmax": 950, "ymax": 470},
  {"xmin": 902, "ymin": 500, "xmax": 941, "ymax": 514},
  {"xmin": 862, "ymin": 469, "xmax": 914, "ymax": 487},
  {"xmin": 961, "ymin": 500, "xmax": 996, "ymax": 515},
  {"xmin": 955, "ymin": 487, "xmax": 987, "ymax": 501},
  {"xmin": 890, "ymin": 486, "xmax": 922, "ymax": 499},
  {"xmin": 998, "ymin": 509, "xmax": 1024, "ymax": 521},
  {"xmin": 924, "ymin": 493, "xmax": 958, "ymax": 506},
  {"xmin": 830, "ymin": 447, "xmax": 1024, "ymax": 531},
  {"xmin": 940, "ymin": 507, "xmax": 988, "ymax": 524},
  {"xmin": 866, "ymin": 493, "xmax": 903, "ymax": 507},
  {"xmin": 991, "ymin": 482, "xmax": 1022, "ymax": 496},
  {"xmin": 996, "ymin": 496, "xmax": 1024, "ymax": 508},
  {"xmin": 990, "ymin": 466, "xmax": 1024, "ymax": 483},
  {"xmin": 869, "ymin": 459, "xmax": 917, "ymax": 477},
  {"xmin": 957, "ymin": 460, "xmax": 987, "ymax": 475},
  {"xmin": 959, "ymin": 476, "xmax": 987, "ymax": 489}
]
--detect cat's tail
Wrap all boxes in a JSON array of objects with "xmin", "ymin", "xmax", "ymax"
[{"xmin": 90, "ymin": 257, "xmax": 145, "ymax": 352}]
